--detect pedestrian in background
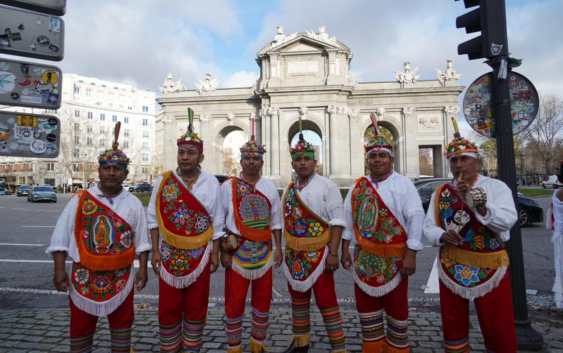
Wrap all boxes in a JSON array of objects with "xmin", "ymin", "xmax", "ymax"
[{"xmin": 546, "ymin": 174, "xmax": 563, "ymax": 309}]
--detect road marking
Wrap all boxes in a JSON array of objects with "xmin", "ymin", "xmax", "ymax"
[
  {"xmin": 22, "ymin": 226, "xmax": 55, "ymax": 228},
  {"xmin": 0, "ymin": 243, "xmax": 46, "ymax": 247},
  {"xmin": 0, "ymin": 206, "xmax": 5, "ymax": 209},
  {"xmin": 12, "ymin": 208, "xmax": 29, "ymax": 210}
]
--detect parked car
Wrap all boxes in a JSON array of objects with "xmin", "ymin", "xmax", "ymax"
[
  {"xmin": 17, "ymin": 185, "xmax": 32, "ymax": 197},
  {"xmin": 27, "ymin": 185, "xmax": 57, "ymax": 203},
  {"xmin": 123, "ymin": 184, "xmax": 135, "ymax": 192},
  {"xmin": 543, "ymin": 175, "xmax": 562, "ymax": 189},
  {"xmin": 0, "ymin": 186, "xmax": 11, "ymax": 195},
  {"xmin": 414, "ymin": 178, "xmax": 543, "ymax": 227},
  {"xmin": 134, "ymin": 183, "xmax": 153, "ymax": 193},
  {"xmin": 215, "ymin": 175, "xmax": 230, "ymax": 184}
]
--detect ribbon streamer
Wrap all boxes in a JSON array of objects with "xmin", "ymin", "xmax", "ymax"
[
  {"xmin": 187, "ymin": 108, "xmax": 194, "ymax": 132},
  {"xmin": 112, "ymin": 121, "xmax": 121, "ymax": 150}
]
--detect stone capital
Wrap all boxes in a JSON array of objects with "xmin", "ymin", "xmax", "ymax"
[
  {"xmin": 348, "ymin": 109, "xmax": 359, "ymax": 118},
  {"xmin": 199, "ymin": 114, "xmax": 210, "ymax": 122},
  {"xmin": 444, "ymin": 106, "xmax": 460, "ymax": 115},
  {"xmin": 162, "ymin": 115, "xmax": 175, "ymax": 124},
  {"xmin": 327, "ymin": 105, "xmax": 338, "ymax": 114},
  {"xmin": 403, "ymin": 107, "xmax": 416, "ymax": 116},
  {"xmin": 267, "ymin": 107, "xmax": 279, "ymax": 116}
]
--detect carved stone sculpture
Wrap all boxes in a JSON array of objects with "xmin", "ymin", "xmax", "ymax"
[
  {"xmin": 162, "ymin": 115, "xmax": 175, "ymax": 124},
  {"xmin": 159, "ymin": 73, "xmax": 184, "ymax": 94},
  {"xmin": 327, "ymin": 105, "xmax": 338, "ymax": 114},
  {"xmin": 267, "ymin": 107, "xmax": 280, "ymax": 116},
  {"xmin": 195, "ymin": 73, "xmax": 219, "ymax": 94},
  {"xmin": 270, "ymin": 26, "xmax": 297, "ymax": 49},
  {"xmin": 394, "ymin": 62, "xmax": 420, "ymax": 84},
  {"xmin": 299, "ymin": 106, "xmax": 308, "ymax": 118},
  {"xmin": 306, "ymin": 26, "xmax": 341, "ymax": 47},
  {"xmin": 376, "ymin": 108, "xmax": 386, "ymax": 117},
  {"xmin": 226, "ymin": 112, "xmax": 235, "ymax": 121},
  {"xmin": 436, "ymin": 59, "xmax": 461, "ymax": 85}
]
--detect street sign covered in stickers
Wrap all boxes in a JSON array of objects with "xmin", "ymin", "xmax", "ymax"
[
  {"xmin": 0, "ymin": 112, "xmax": 60, "ymax": 158},
  {"xmin": 0, "ymin": 0, "xmax": 66, "ymax": 16},
  {"xmin": 463, "ymin": 71, "xmax": 539, "ymax": 138},
  {"xmin": 0, "ymin": 58, "xmax": 62, "ymax": 109},
  {"xmin": 0, "ymin": 5, "xmax": 64, "ymax": 61}
]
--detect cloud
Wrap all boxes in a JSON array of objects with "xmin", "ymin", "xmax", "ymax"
[{"xmin": 221, "ymin": 71, "xmax": 259, "ymax": 88}]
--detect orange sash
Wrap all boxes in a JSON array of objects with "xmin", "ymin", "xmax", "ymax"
[{"xmin": 74, "ymin": 191, "xmax": 135, "ymax": 271}]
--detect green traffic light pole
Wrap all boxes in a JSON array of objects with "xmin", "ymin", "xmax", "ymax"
[{"xmin": 487, "ymin": 56, "xmax": 543, "ymax": 350}]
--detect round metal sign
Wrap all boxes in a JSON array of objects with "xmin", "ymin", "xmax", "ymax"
[{"xmin": 463, "ymin": 71, "xmax": 539, "ymax": 137}]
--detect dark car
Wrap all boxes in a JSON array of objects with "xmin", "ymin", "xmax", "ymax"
[
  {"xmin": 215, "ymin": 175, "xmax": 230, "ymax": 184},
  {"xmin": 17, "ymin": 185, "xmax": 32, "ymax": 197},
  {"xmin": 134, "ymin": 183, "xmax": 153, "ymax": 193},
  {"xmin": 414, "ymin": 178, "xmax": 543, "ymax": 228}
]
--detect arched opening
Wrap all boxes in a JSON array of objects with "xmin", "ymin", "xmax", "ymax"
[
  {"xmin": 363, "ymin": 124, "xmax": 399, "ymax": 175},
  {"xmin": 287, "ymin": 119, "xmax": 324, "ymax": 177},
  {"xmin": 220, "ymin": 128, "xmax": 247, "ymax": 177}
]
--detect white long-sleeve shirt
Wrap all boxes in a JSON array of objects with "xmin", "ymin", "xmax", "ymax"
[
  {"xmin": 343, "ymin": 172, "xmax": 425, "ymax": 251},
  {"xmin": 424, "ymin": 175, "xmax": 517, "ymax": 245},
  {"xmin": 46, "ymin": 186, "xmax": 151, "ymax": 261},
  {"xmin": 282, "ymin": 175, "xmax": 346, "ymax": 228},
  {"xmin": 221, "ymin": 177, "xmax": 282, "ymax": 235},
  {"xmin": 147, "ymin": 169, "xmax": 225, "ymax": 240}
]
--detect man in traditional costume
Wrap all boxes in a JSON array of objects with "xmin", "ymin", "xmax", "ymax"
[
  {"xmin": 219, "ymin": 118, "xmax": 283, "ymax": 353},
  {"xmin": 281, "ymin": 119, "xmax": 346, "ymax": 353},
  {"xmin": 423, "ymin": 117, "xmax": 518, "ymax": 352},
  {"xmin": 547, "ymin": 176, "xmax": 563, "ymax": 309},
  {"xmin": 148, "ymin": 108, "xmax": 225, "ymax": 352},
  {"xmin": 342, "ymin": 113, "xmax": 425, "ymax": 353},
  {"xmin": 48, "ymin": 122, "xmax": 151, "ymax": 353}
]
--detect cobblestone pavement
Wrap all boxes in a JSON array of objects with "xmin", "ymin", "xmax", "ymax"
[{"xmin": 0, "ymin": 304, "xmax": 561, "ymax": 353}]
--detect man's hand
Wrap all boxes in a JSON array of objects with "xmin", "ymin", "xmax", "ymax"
[
  {"xmin": 400, "ymin": 249, "xmax": 417, "ymax": 277},
  {"xmin": 325, "ymin": 252, "xmax": 339, "ymax": 272},
  {"xmin": 53, "ymin": 269, "xmax": 69, "ymax": 292},
  {"xmin": 476, "ymin": 205, "xmax": 487, "ymax": 217},
  {"xmin": 221, "ymin": 250, "xmax": 232, "ymax": 269},
  {"xmin": 341, "ymin": 249, "xmax": 352, "ymax": 270},
  {"xmin": 440, "ymin": 230, "xmax": 463, "ymax": 246},
  {"xmin": 210, "ymin": 252, "xmax": 220, "ymax": 273},
  {"xmin": 151, "ymin": 252, "xmax": 161, "ymax": 276},
  {"xmin": 135, "ymin": 268, "xmax": 148, "ymax": 291},
  {"xmin": 274, "ymin": 248, "xmax": 283, "ymax": 268},
  {"xmin": 456, "ymin": 179, "xmax": 471, "ymax": 198}
]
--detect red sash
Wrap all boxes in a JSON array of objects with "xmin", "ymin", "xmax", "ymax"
[
  {"xmin": 351, "ymin": 177, "xmax": 406, "ymax": 291},
  {"xmin": 156, "ymin": 171, "xmax": 213, "ymax": 250},
  {"xmin": 231, "ymin": 177, "xmax": 272, "ymax": 242},
  {"xmin": 71, "ymin": 262, "xmax": 132, "ymax": 304},
  {"xmin": 74, "ymin": 191, "xmax": 135, "ymax": 271}
]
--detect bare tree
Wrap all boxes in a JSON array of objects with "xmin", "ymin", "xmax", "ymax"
[{"xmin": 523, "ymin": 94, "xmax": 563, "ymax": 175}]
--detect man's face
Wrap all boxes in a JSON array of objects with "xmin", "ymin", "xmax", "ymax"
[
  {"xmin": 292, "ymin": 155, "xmax": 316, "ymax": 178},
  {"xmin": 240, "ymin": 155, "xmax": 263, "ymax": 176},
  {"xmin": 367, "ymin": 151, "xmax": 394, "ymax": 178},
  {"xmin": 99, "ymin": 164, "xmax": 128, "ymax": 190},
  {"xmin": 177, "ymin": 147, "xmax": 203, "ymax": 174},
  {"xmin": 449, "ymin": 155, "xmax": 479, "ymax": 180}
]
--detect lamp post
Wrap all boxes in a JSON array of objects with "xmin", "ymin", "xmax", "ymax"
[
  {"xmin": 519, "ymin": 152, "xmax": 525, "ymax": 185},
  {"xmin": 82, "ymin": 153, "xmax": 87, "ymax": 190}
]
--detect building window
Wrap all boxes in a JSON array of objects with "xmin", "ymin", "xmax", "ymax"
[
  {"xmin": 124, "ymin": 117, "xmax": 129, "ymax": 124},
  {"xmin": 142, "ymin": 106, "xmax": 149, "ymax": 113},
  {"xmin": 97, "ymin": 91, "xmax": 104, "ymax": 98},
  {"xmin": 142, "ymin": 154, "xmax": 149, "ymax": 163},
  {"xmin": 119, "ymin": 105, "xmax": 124, "ymax": 109},
  {"xmin": 87, "ymin": 137, "xmax": 93, "ymax": 146},
  {"xmin": 124, "ymin": 129, "xmax": 129, "ymax": 136},
  {"xmin": 87, "ymin": 111, "xmax": 93, "ymax": 119},
  {"xmin": 142, "ymin": 119, "xmax": 148, "ymax": 126},
  {"xmin": 74, "ymin": 149, "xmax": 80, "ymax": 158},
  {"xmin": 100, "ymin": 114, "xmax": 105, "ymax": 121},
  {"xmin": 100, "ymin": 126, "xmax": 105, "ymax": 133},
  {"xmin": 100, "ymin": 139, "xmax": 105, "ymax": 147},
  {"xmin": 142, "ymin": 130, "xmax": 149, "ymax": 138},
  {"xmin": 112, "ymin": 115, "xmax": 117, "ymax": 122},
  {"xmin": 73, "ymin": 163, "xmax": 80, "ymax": 172},
  {"xmin": 124, "ymin": 141, "xmax": 129, "ymax": 148},
  {"xmin": 75, "ymin": 136, "xmax": 80, "ymax": 145},
  {"xmin": 74, "ymin": 110, "xmax": 80, "ymax": 117},
  {"xmin": 108, "ymin": 103, "xmax": 113, "ymax": 108},
  {"xmin": 86, "ymin": 90, "xmax": 92, "ymax": 97},
  {"xmin": 142, "ymin": 142, "xmax": 149, "ymax": 149},
  {"xmin": 128, "ymin": 106, "xmax": 132, "ymax": 110},
  {"xmin": 87, "ymin": 125, "xmax": 93, "ymax": 133},
  {"xmin": 74, "ymin": 123, "xmax": 80, "ymax": 132},
  {"xmin": 47, "ymin": 163, "xmax": 55, "ymax": 171},
  {"xmin": 74, "ymin": 87, "xmax": 80, "ymax": 94}
]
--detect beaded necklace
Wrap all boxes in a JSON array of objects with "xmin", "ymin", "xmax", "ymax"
[
  {"xmin": 178, "ymin": 168, "xmax": 200, "ymax": 191},
  {"xmin": 295, "ymin": 173, "xmax": 316, "ymax": 191},
  {"xmin": 96, "ymin": 183, "xmax": 123, "ymax": 205},
  {"xmin": 369, "ymin": 170, "xmax": 394, "ymax": 189}
]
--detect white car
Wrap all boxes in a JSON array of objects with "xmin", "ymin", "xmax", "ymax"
[{"xmin": 543, "ymin": 175, "xmax": 562, "ymax": 189}]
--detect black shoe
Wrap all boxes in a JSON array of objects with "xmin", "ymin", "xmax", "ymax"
[{"xmin": 281, "ymin": 341, "xmax": 309, "ymax": 353}]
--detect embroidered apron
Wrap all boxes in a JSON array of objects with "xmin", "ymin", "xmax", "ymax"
[
  {"xmin": 434, "ymin": 184, "xmax": 509, "ymax": 300},
  {"xmin": 230, "ymin": 177, "xmax": 273, "ymax": 277},
  {"xmin": 351, "ymin": 177, "xmax": 407, "ymax": 296},
  {"xmin": 156, "ymin": 171, "xmax": 214, "ymax": 288},
  {"xmin": 71, "ymin": 191, "xmax": 135, "ymax": 316},
  {"xmin": 283, "ymin": 182, "xmax": 331, "ymax": 292}
]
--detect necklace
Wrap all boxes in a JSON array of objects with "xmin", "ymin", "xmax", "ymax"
[
  {"xmin": 369, "ymin": 170, "xmax": 393, "ymax": 189},
  {"xmin": 178, "ymin": 168, "xmax": 200, "ymax": 191},
  {"xmin": 96, "ymin": 183, "xmax": 123, "ymax": 205},
  {"xmin": 295, "ymin": 173, "xmax": 315, "ymax": 191},
  {"xmin": 240, "ymin": 172, "xmax": 260, "ymax": 190}
]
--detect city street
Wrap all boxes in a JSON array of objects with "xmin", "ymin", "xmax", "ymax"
[{"xmin": 0, "ymin": 189, "xmax": 557, "ymax": 312}]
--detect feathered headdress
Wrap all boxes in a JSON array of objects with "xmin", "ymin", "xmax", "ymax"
[
  {"xmin": 365, "ymin": 111, "xmax": 393, "ymax": 156},
  {"xmin": 444, "ymin": 117, "xmax": 478, "ymax": 158},
  {"xmin": 290, "ymin": 115, "xmax": 316, "ymax": 160},
  {"xmin": 98, "ymin": 121, "xmax": 130, "ymax": 168},
  {"xmin": 240, "ymin": 116, "xmax": 266, "ymax": 157},
  {"xmin": 177, "ymin": 108, "xmax": 204, "ymax": 152}
]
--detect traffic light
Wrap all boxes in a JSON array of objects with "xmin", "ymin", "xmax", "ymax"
[{"xmin": 455, "ymin": 0, "xmax": 509, "ymax": 60}]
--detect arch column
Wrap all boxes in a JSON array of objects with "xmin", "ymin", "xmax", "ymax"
[
  {"xmin": 328, "ymin": 105, "xmax": 351, "ymax": 186},
  {"xmin": 268, "ymin": 107, "xmax": 281, "ymax": 186}
]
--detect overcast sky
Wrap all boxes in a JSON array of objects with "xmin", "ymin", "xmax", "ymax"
[{"xmin": 4, "ymin": 0, "xmax": 561, "ymax": 133}]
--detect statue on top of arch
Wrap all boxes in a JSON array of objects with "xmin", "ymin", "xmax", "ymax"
[
  {"xmin": 306, "ymin": 26, "xmax": 341, "ymax": 48},
  {"xmin": 159, "ymin": 73, "xmax": 185, "ymax": 94},
  {"xmin": 271, "ymin": 26, "xmax": 297, "ymax": 48},
  {"xmin": 436, "ymin": 59, "xmax": 462, "ymax": 85},
  {"xmin": 195, "ymin": 73, "xmax": 219, "ymax": 94}
]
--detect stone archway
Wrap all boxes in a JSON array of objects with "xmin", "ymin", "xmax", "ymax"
[{"xmin": 213, "ymin": 124, "xmax": 248, "ymax": 176}]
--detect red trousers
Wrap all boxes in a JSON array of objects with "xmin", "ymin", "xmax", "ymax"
[
  {"xmin": 69, "ymin": 289, "xmax": 134, "ymax": 353},
  {"xmin": 225, "ymin": 267, "xmax": 273, "ymax": 352},
  {"xmin": 354, "ymin": 278, "xmax": 409, "ymax": 352},
  {"xmin": 288, "ymin": 269, "xmax": 346, "ymax": 352},
  {"xmin": 158, "ymin": 262, "xmax": 210, "ymax": 352},
  {"xmin": 440, "ymin": 272, "xmax": 517, "ymax": 353}
]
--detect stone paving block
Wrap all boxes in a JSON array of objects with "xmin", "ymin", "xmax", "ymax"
[{"xmin": 419, "ymin": 341, "xmax": 443, "ymax": 349}]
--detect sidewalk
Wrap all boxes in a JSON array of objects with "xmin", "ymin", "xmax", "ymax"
[{"xmin": 0, "ymin": 304, "xmax": 561, "ymax": 352}]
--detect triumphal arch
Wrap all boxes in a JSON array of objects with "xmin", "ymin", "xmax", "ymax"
[{"xmin": 156, "ymin": 27, "xmax": 464, "ymax": 187}]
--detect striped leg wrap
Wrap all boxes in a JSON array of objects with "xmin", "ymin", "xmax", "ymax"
[
  {"xmin": 70, "ymin": 333, "xmax": 94, "ymax": 353},
  {"xmin": 358, "ymin": 309, "xmax": 385, "ymax": 352},
  {"xmin": 110, "ymin": 327, "xmax": 132, "ymax": 352},
  {"xmin": 182, "ymin": 317, "xmax": 206, "ymax": 352},
  {"xmin": 159, "ymin": 320, "xmax": 182, "ymax": 352},
  {"xmin": 444, "ymin": 336, "xmax": 470, "ymax": 353},
  {"xmin": 226, "ymin": 315, "xmax": 243, "ymax": 352},
  {"xmin": 385, "ymin": 315, "xmax": 409, "ymax": 352},
  {"xmin": 321, "ymin": 306, "xmax": 346, "ymax": 353},
  {"xmin": 250, "ymin": 307, "xmax": 270, "ymax": 353},
  {"xmin": 290, "ymin": 297, "xmax": 311, "ymax": 346}
]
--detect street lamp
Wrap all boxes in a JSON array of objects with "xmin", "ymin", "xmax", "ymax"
[{"xmin": 82, "ymin": 153, "xmax": 87, "ymax": 190}]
